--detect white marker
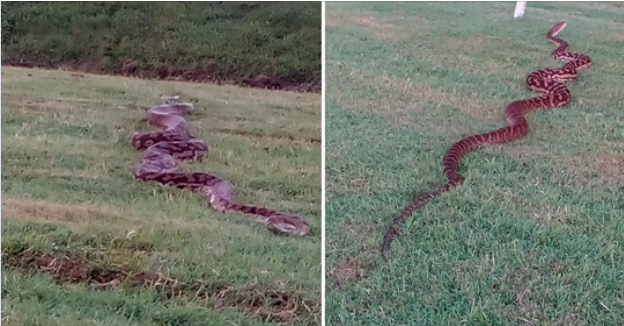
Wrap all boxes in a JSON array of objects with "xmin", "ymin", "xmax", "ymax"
[{"xmin": 514, "ymin": 1, "xmax": 527, "ymax": 18}]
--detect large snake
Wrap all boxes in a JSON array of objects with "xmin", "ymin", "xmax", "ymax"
[
  {"xmin": 131, "ymin": 97, "xmax": 310, "ymax": 236},
  {"xmin": 381, "ymin": 21, "xmax": 592, "ymax": 259}
]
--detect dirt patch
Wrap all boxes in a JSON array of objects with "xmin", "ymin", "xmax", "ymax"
[
  {"xmin": 1, "ymin": 197, "xmax": 122, "ymax": 224},
  {"xmin": 3, "ymin": 247, "xmax": 320, "ymax": 325},
  {"xmin": 327, "ymin": 217, "xmax": 378, "ymax": 289},
  {"xmin": 240, "ymin": 73, "xmax": 320, "ymax": 93},
  {"xmin": 3, "ymin": 61, "xmax": 320, "ymax": 94},
  {"xmin": 330, "ymin": 257, "xmax": 366, "ymax": 289}
]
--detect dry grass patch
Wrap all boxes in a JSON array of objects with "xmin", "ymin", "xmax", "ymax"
[
  {"xmin": 443, "ymin": 35, "xmax": 513, "ymax": 57},
  {"xmin": 489, "ymin": 143, "xmax": 553, "ymax": 160},
  {"xmin": 567, "ymin": 152, "xmax": 624, "ymax": 186},
  {"xmin": 329, "ymin": 257, "xmax": 366, "ymax": 289},
  {"xmin": 328, "ymin": 67, "xmax": 503, "ymax": 134},
  {"xmin": 378, "ymin": 76, "xmax": 500, "ymax": 118},
  {"xmin": 346, "ymin": 218, "xmax": 378, "ymax": 253},
  {"xmin": 449, "ymin": 53, "xmax": 518, "ymax": 77},
  {"xmin": 2, "ymin": 197, "xmax": 123, "ymax": 225},
  {"xmin": 211, "ymin": 127, "xmax": 321, "ymax": 144},
  {"xmin": 345, "ymin": 73, "xmax": 504, "ymax": 127},
  {"xmin": 350, "ymin": 15, "xmax": 399, "ymax": 41},
  {"xmin": 570, "ymin": 1, "xmax": 624, "ymax": 12},
  {"xmin": 2, "ymin": 135, "xmax": 126, "ymax": 170},
  {"xmin": 485, "ymin": 189, "xmax": 572, "ymax": 225},
  {"xmin": 604, "ymin": 31, "xmax": 624, "ymax": 43},
  {"xmin": 325, "ymin": 14, "xmax": 340, "ymax": 28},
  {"xmin": 2, "ymin": 167, "xmax": 105, "ymax": 180},
  {"xmin": 326, "ymin": 216, "xmax": 378, "ymax": 289},
  {"xmin": 494, "ymin": 144, "xmax": 624, "ymax": 187},
  {"xmin": 327, "ymin": 167, "xmax": 370, "ymax": 197},
  {"xmin": 1, "ymin": 93, "xmax": 105, "ymax": 115},
  {"xmin": 0, "ymin": 307, "xmax": 20, "ymax": 326}
]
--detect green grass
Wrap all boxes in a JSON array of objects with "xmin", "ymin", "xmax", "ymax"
[
  {"xmin": 1, "ymin": 2, "xmax": 321, "ymax": 88},
  {"xmin": 1, "ymin": 67, "xmax": 321, "ymax": 325},
  {"xmin": 325, "ymin": 2, "xmax": 624, "ymax": 325}
]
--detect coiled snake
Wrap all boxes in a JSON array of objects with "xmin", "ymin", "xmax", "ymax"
[
  {"xmin": 131, "ymin": 97, "xmax": 310, "ymax": 236},
  {"xmin": 381, "ymin": 21, "xmax": 591, "ymax": 259}
]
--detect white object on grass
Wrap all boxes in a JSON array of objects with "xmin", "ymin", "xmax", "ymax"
[{"xmin": 514, "ymin": 1, "xmax": 527, "ymax": 18}]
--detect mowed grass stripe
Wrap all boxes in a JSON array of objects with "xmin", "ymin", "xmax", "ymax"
[{"xmin": 325, "ymin": 2, "xmax": 624, "ymax": 325}]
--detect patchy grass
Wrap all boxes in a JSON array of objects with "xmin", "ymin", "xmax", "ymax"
[
  {"xmin": 1, "ymin": 66, "xmax": 321, "ymax": 325},
  {"xmin": 3, "ymin": 248, "xmax": 319, "ymax": 324},
  {"xmin": 325, "ymin": 2, "xmax": 624, "ymax": 326}
]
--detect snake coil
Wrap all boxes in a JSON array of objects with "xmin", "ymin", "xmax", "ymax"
[{"xmin": 131, "ymin": 97, "xmax": 310, "ymax": 236}]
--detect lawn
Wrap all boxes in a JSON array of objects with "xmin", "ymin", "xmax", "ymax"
[
  {"xmin": 325, "ymin": 2, "xmax": 623, "ymax": 325},
  {"xmin": 1, "ymin": 67, "xmax": 321, "ymax": 326}
]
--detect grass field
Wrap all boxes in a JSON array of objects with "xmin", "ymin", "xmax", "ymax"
[
  {"xmin": 1, "ymin": 67, "xmax": 321, "ymax": 326},
  {"xmin": 325, "ymin": 2, "xmax": 623, "ymax": 325}
]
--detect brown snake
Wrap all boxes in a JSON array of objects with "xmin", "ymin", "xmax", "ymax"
[
  {"xmin": 131, "ymin": 97, "xmax": 310, "ymax": 236},
  {"xmin": 381, "ymin": 21, "xmax": 592, "ymax": 259}
]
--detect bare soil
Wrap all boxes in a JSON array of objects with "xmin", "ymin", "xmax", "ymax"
[{"xmin": 2, "ymin": 60, "xmax": 320, "ymax": 93}]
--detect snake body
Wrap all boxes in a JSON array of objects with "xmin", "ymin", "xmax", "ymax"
[
  {"xmin": 381, "ymin": 21, "xmax": 591, "ymax": 258},
  {"xmin": 131, "ymin": 99, "xmax": 310, "ymax": 236}
]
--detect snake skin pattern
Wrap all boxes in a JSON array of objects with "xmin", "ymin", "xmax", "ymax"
[
  {"xmin": 131, "ymin": 98, "xmax": 310, "ymax": 236},
  {"xmin": 381, "ymin": 21, "xmax": 591, "ymax": 259}
]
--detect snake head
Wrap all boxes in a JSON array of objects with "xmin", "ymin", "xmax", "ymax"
[
  {"xmin": 161, "ymin": 95, "xmax": 180, "ymax": 104},
  {"xmin": 267, "ymin": 217, "xmax": 310, "ymax": 237},
  {"xmin": 548, "ymin": 21, "xmax": 567, "ymax": 37}
]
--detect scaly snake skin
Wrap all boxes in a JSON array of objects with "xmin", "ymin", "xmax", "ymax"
[
  {"xmin": 131, "ymin": 98, "xmax": 310, "ymax": 236},
  {"xmin": 381, "ymin": 21, "xmax": 591, "ymax": 259}
]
